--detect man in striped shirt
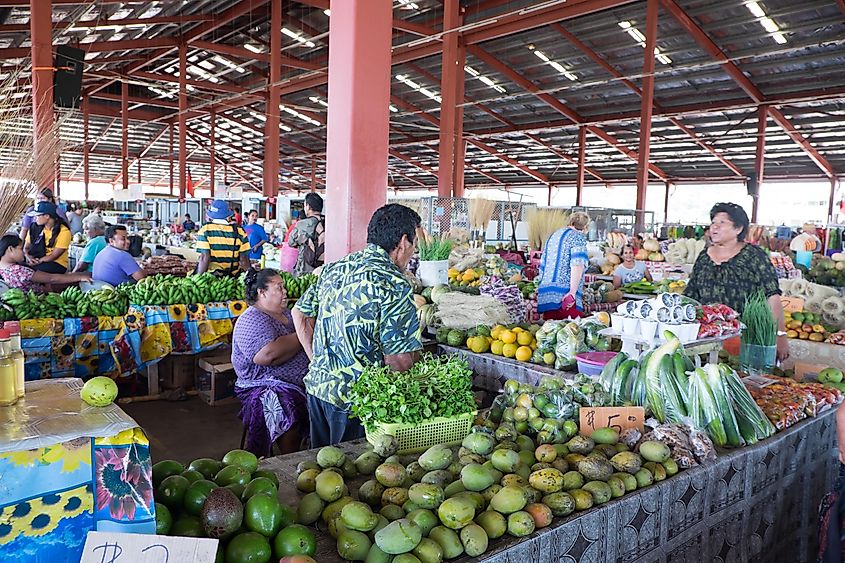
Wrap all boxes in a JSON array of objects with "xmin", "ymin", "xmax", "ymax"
[{"xmin": 195, "ymin": 199, "xmax": 251, "ymax": 275}]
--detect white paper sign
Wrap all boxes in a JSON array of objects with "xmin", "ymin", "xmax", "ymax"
[{"xmin": 81, "ymin": 531, "xmax": 218, "ymax": 563}]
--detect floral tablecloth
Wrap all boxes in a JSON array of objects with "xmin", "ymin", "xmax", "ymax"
[
  {"xmin": 13, "ymin": 300, "xmax": 247, "ymax": 381},
  {"xmin": 0, "ymin": 379, "xmax": 154, "ymax": 561}
]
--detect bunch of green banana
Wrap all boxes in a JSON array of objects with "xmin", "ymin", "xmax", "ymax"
[
  {"xmin": 123, "ymin": 273, "xmax": 245, "ymax": 306},
  {"xmin": 0, "ymin": 286, "xmax": 128, "ymax": 320},
  {"xmin": 280, "ymin": 272, "xmax": 317, "ymax": 300}
]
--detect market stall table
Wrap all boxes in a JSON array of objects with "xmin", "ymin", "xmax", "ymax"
[
  {"xmin": 260, "ymin": 407, "xmax": 836, "ymax": 562},
  {"xmin": 0, "ymin": 379, "xmax": 155, "ymax": 560}
]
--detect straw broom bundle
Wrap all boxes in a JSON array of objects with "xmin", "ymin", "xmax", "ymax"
[
  {"xmin": 0, "ymin": 71, "xmax": 66, "ymax": 235},
  {"xmin": 468, "ymin": 198, "xmax": 496, "ymax": 231},
  {"xmin": 526, "ymin": 208, "xmax": 570, "ymax": 250}
]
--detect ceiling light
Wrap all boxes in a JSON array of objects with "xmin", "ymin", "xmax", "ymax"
[
  {"xmin": 309, "ymin": 96, "xmax": 329, "ymax": 108},
  {"xmin": 323, "ymin": 9, "xmax": 331, "ymax": 16},
  {"xmin": 744, "ymin": 2, "xmax": 788, "ymax": 45},
  {"xmin": 745, "ymin": 1, "xmax": 766, "ymax": 18},
  {"xmin": 244, "ymin": 44, "xmax": 264, "ymax": 54},
  {"xmin": 530, "ymin": 47, "xmax": 578, "ymax": 81},
  {"xmin": 773, "ymin": 32, "xmax": 787, "ymax": 44},
  {"xmin": 464, "ymin": 65, "xmax": 506, "ymax": 93},
  {"xmin": 395, "ymin": 74, "xmax": 442, "ymax": 103},
  {"xmin": 617, "ymin": 21, "xmax": 672, "ymax": 64},
  {"xmin": 282, "ymin": 27, "xmax": 316, "ymax": 48},
  {"xmin": 213, "ymin": 55, "xmax": 246, "ymax": 73},
  {"xmin": 389, "ymin": 105, "xmax": 398, "ymax": 113}
]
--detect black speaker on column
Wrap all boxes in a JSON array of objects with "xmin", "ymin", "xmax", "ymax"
[
  {"xmin": 747, "ymin": 172, "xmax": 759, "ymax": 197},
  {"xmin": 53, "ymin": 45, "xmax": 84, "ymax": 109}
]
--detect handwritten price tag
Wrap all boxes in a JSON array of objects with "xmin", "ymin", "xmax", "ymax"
[
  {"xmin": 579, "ymin": 406, "xmax": 644, "ymax": 436},
  {"xmin": 81, "ymin": 531, "xmax": 218, "ymax": 563},
  {"xmin": 780, "ymin": 296, "xmax": 805, "ymax": 313}
]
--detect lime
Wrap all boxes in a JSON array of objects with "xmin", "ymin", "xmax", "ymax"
[
  {"xmin": 189, "ymin": 458, "xmax": 224, "ymax": 480},
  {"xmin": 183, "ymin": 479, "xmax": 219, "ymax": 516},
  {"xmin": 273, "ymin": 524, "xmax": 317, "ymax": 558},
  {"xmin": 252, "ymin": 470, "xmax": 280, "ymax": 488},
  {"xmin": 157, "ymin": 475, "xmax": 190, "ymax": 511},
  {"xmin": 170, "ymin": 515, "xmax": 203, "ymax": 538},
  {"xmin": 180, "ymin": 469, "xmax": 205, "ymax": 484},
  {"xmin": 223, "ymin": 449, "xmax": 259, "ymax": 474},
  {"xmin": 226, "ymin": 531, "xmax": 272, "ymax": 563},
  {"xmin": 154, "ymin": 502, "xmax": 172, "ymax": 535},
  {"xmin": 215, "ymin": 465, "xmax": 251, "ymax": 487}
]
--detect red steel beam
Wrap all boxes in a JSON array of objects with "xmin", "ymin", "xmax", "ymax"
[
  {"xmin": 468, "ymin": 45, "xmax": 669, "ymax": 180},
  {"xmin": 0, "ymin": 14, "xmax": 212, "ymax": 33},
  {"xmin": 178, "ymin": 43, "xmax": 188, "ymax": 199},
  {"xmin": 131, "ymin": 71, "xmax": 265, "ymax": 98},
  {"xmin": 752, "ymin": 106, "xmax": 767, "ymax": 223},
  {"xmin": 635, "ymin": 0, "xmax": 658, "ymax": 217},
  {"xmin": 82, "ymin": 96, "xmax": 89, "ymax": 196},
  {"xmin": 437, "ymin": 0, "xmax": 464, "ymax": 197},
  {"xmin": 210, "ymin": 108, "xmax": 216, "ymax": 197},
  {"xmin": 391, "ymin": 95, "xmax": 548, "ymax": 184},
  {"xmin": 576, "ymin": 126, "xmax": 586, "ymax": 205},
  {"xmin": 264, "ymin": 0, "xmax": 281, "ymax": 197},
  {"xmin": 660, "ymin": 0, "xmax": 835, "ymax": 178},
  {"xmin": 86, "ymin": 0, "xmax": 272, "ymax": 96},
  {"xmin": 30, "ymin": 0, "xmax": 54, "ymax": 188},
  {"xmin": 838, "ymin": 0, "xmax": 845, "ymax": 16},
  {"xmin": 121, "ymin": 80, "xmax": 129, "ymax": 190},
  {"xmin": 191, "ymin": 40, "xmax": 321, "ymax": 72},
  {"xmin": 92, "ymin": 92, "xmax": 178, "ymax": 109},
  {"xmin": 552, "ymin": 23, "xmax": 744, "ymax": 178},
  {"xmin": 0, "ymin": 37, "xmax": 180, "ymax": 59}
]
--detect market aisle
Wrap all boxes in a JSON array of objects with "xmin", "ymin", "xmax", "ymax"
[{"xmin": 122, "ymin": 396, "xmax": 242, "ymax": 462}]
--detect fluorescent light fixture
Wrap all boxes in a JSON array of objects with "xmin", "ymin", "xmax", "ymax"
[
  {"xmin": 746, "ymin": 1, "xmax": 766, "ymax": 18},
  {"xmin": 744, "ymin": 2, "xmax": 788, "ymax": 44},
  {"xmin": 323, "ymin": 9, "xmax": 331, "ymax": 16},
  {"xmin": 148, "ymin": 85, "xmax": 174, "ymax": 98},
  {"xmin": 389, "ymin": 104, "xmax": 398, "ymax": 112},
  {"xmin": 281, "ymin": 124, "xmax": 292, "ymax": 132},
  {"xmin": 282, "ymin": 27, "xmax": 316, "ymax": 48},
  {"xmin": 617, "ymin": 21, "xmax": 672, "ymax": 64},
  {"xmin": 280, "ymin": 105, "xmax": 322, "ymax": 126},
  {"xmin": 397, "ymin": 0, "xmax": 419, "ymax": 9},
  {"xmin": 309, "ymin": 96, "xmax": 329, "ymax": 108},
  {"xmin": 531, "ymin": 48, "xmax": 578, "ymax": 81},
  {"xmin": 213, "ymin": 55, "xmax": 246, "ymax": 73},
  {"xmin": 250, "ymin": 111, "xmax": 267, "ymax": 122},
  {"xmin": 395, "ymin": 74, "xmax": 442, "ymax": 103},
  {"xmin": 244, "ymin": 44, "xmax": 264, "ymax": 54}
]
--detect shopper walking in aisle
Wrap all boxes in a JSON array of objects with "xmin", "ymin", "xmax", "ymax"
[
  {"xmin": 0, "ymin": 235, "xmax": 90, "ymax": 294},
  {"xmin": 232, "ymin": 268, "xmax": 309, "ymax": 456},
  {"xmin": 684, "ymin": 202, "xmax": 788, "ymax": 361},
  {"xmin": 288, "ymin": 193, "xmax": 325, "ymax": 276},
  {"xmin": 292, "ymin": 204, "xmax": 423, "ymax": 447},
  {"xmin": 244, "ymin": 210, "xmax": 269, "ymax": 260},
  {"xmin": 72, "ymin": 215, "xmax": 107, "ymax": 273},
  {"xmin": 19, "ymin": 188, "xmax": 67, "ymax": 240},
  {"xmin": 195, "ymin": 199, "xmax": 251, "ymax": 275},
  {"xmin": 24, "ymin": 201, "xmax": 72, "ymax": 274},
  {"xmin": 92, "ymin": 225, "xmax": 146, "ymax": 286},
  {"xmin": 537, "ymin": 211, "xmax": 591, "ymax": 319}
]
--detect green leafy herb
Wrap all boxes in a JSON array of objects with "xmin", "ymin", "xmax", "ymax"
[
  {"xmin": 417, "ymin": 235, "xmax": 454, "ymax": 261},
  {"xmin": 349, "ymin": 353, "xmax": 476, "ymax": 430},
  {"xmin": 741, "ymin": 290, "xmax": 776, "ymax": 347}
]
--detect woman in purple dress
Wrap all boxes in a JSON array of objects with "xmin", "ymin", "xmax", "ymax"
[{"xmin": 232, "ymin": 268, "xmax": 309, "ymax": 456}]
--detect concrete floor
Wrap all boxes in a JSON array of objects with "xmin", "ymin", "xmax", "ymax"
[{"xmin": 122, "ymin": 396, "xmax": 244, "ymax": 464}]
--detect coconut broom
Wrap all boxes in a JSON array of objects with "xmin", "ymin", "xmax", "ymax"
[
  {"xmin": 526, "ymin": 208, "xmax": 570, "ymax": 251},
  {"xmin": 468, "ymin": 198, "xmax": 496, "ymax": 247}
]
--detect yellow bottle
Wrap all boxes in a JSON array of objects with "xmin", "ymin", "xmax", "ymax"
[
  {"xmin": 0, "ymin": 330, "xmax": 17, "ymax": 407},
  {"xmin": 7, "ymin": 322, "xmax": 24, "ymax": 398}
]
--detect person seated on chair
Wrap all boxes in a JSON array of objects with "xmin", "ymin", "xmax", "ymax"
[
  {"xmin": 0, "ymin": 234, "xmax": 91, "ymax": 294},
  {"xmin": 231, "ymin": 268, "xmax": 309, "ymax": 456}
]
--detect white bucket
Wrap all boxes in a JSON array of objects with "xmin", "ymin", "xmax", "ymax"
[
  {"xmin": 417, "ymin": 260, "xmax": 449, "ymax": 287},
  {"xmin": 679, "ymin": 322, "xmax": 701, "ymax": 343},
  {"xmin": 611, "ymin": 314, "xmax": 624, "ymax": 333},
  {"xmin": 622, "ymin": 316, "xmax": 639, "ymax": 336},
  {"xmin": 639, "ymin": 320, "xmax": 658, "ymax": 342}
]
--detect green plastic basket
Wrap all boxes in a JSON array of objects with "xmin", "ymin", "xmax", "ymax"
[{"xmin": 366, "ymin": 411, "xmax": 476, "ymax": 454}]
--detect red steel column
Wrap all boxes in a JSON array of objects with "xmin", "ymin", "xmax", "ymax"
[
  {"xmin": 137, "ymin": 158, "xmax": 142, "ymax": 184},
  {"xmin": 121, "ymin": 80, "xmax": 129, "ymax": 191},
  {"xmin": 30, "ymin": 0, "xmax": 54, "ymax": 189},
  {"xmin": 325, "ymin": 0, "xmax": 392, "ymax": 260},
  {"xmin": 263, "ymin": 0, "xmax": 281, "ymax": 197},
  {"xmin": 83, "ymin": 95, "xmax": 90, "ymax": 200},
  {"xmin": 752, "ymin": 105, "xmax": 768, "ymax": 223},
  {"xmin": 210, "ymin": 108, "xmax": 216, "ymax": 197},
  {"xmin": 178, "ymin": 43, "xmax": 188, "ymax": 199},
  {"xmin": 635, "ymin": 0, "xmax": 658, "ymax": 228},
  {"xmin": 437, "ymin": 0, "xmax": 465, "ymax": 197},
  {"xmin": 310, "ymin": 156, "xmax": 317, "ymax": 193},
  {"xmin": 576, "ymin": 126, "xmax": 586, "ymax": 206},
  {"xmin": 168, "ymin": 123, "xmax": 175, "ymax": 196},
  {"xmin": 664, "ymin": 180, "xmax": 671, "ymax": 223}
]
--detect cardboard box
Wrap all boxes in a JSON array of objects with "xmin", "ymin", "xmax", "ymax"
[
  {"xmin": 195, "ymin": 353, "xmax": 236, "ymax": 405},
  {"xmin": 793, "ymin": 361, "xmax": 830, "ymax": 382},
  {"xmin": 159, "ymin": 355, "xmax": 196, "ymax": 390}
]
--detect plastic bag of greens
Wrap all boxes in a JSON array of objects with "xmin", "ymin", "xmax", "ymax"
[
  {"xmin": 720, "ymin": 364, "xmax": 775, "ymax": 444},
  {"xmin": 554, "ymin": 322, "xmax": 586, "ymax": 370},
  {"xmin": 581, "ymin": 319, "xmax": 610, "ymax": 351},
  {"xmin": 688, "ymin": 365, "xmax": 745, "ymax": 448},
  {"xmin": 535, "ymin": 320, "xmax": 562, "ymax": 354}
]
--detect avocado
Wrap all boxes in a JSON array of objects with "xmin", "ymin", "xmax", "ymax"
[{"xmin": 200, "ymin": 487, "xmax": 244, "ymax": 540}]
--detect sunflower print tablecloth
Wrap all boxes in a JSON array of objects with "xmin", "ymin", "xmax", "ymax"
[
  {"xmin": 13, "ymin": 300, "xmax": 247, "ymax": 381},
  {"xmin": 0, "ymin": 379, "xmax": 155, "ymax": 562}
]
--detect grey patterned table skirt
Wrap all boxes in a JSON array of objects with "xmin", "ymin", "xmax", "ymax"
[{"xmin": 261, "ymin": 406, "xmax": 838, "ymax": 563}]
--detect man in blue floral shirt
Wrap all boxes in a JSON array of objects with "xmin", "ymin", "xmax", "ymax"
[{"xmin": 293, "ymin": 204, "xmax": 423, "ymax": 446}]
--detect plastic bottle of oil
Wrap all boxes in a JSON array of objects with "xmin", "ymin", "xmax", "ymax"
[
  {"xmin": 0, "ymin": 330, "xmax": 17, "ymax": 407},
  {"xmin": 6, "ymin": 322, "xmax": 24, "ymax": 398}
]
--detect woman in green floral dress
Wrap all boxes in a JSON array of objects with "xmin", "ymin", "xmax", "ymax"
[{"xmin": 684, "ymin": 202, "xmax": 789, "ymax": 362}]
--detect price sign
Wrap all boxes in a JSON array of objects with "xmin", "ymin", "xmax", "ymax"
[
  {"xmin": 81, "ymin": 531, "xmax": 218, "ymax": 563},
  {"xmin": 579, "ymin": 406, "xmax": 644, "ymax": 436},
  {"xmin": 780, "ymin": 296, "xmax": 805, "ymax": 313}
]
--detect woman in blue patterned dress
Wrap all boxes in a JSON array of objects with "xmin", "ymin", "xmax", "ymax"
[
  {"xmin": 231, "ymin": 268, "xmax": 309, "ymax": 456},
  {"xmin": 537, "ymin": 212, "xmax": 591, "ymax": 319}
]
